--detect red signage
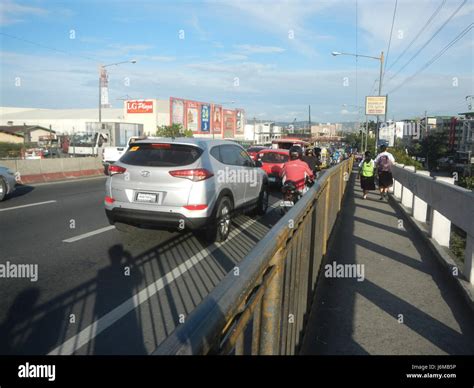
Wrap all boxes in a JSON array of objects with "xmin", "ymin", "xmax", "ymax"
[{"xmin": 126, "ymin": 100, "xmax": 154, "ymax": 114}]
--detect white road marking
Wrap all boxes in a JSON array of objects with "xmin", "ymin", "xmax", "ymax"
[
  {"xmin": 48, "ymin": 217, "xmax": 260, "ymax": 355},
  {"xmin": 63, "ymin": 226, "xmax": 116, "ymax": 243},
  {"xmin": 0, "ymin": 200, "xmax": 57, "ymax": 212}
]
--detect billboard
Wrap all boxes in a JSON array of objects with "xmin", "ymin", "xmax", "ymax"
[
  {"xmin": 126, "ymin": 100, "xmax": 154, "ymax": 114},
  {"xmin": 200, "ymin": 104, "xmax": 210, "ymax": 132},
  {"xmin": 211, "ymin": 104, "xmax": 222, "ymax": 134},
  {"xmin": 365, "ymin": 96, "xmax": 387, "ymax": 116},
  {"xmin": 223, "ymin": 109, "xmax": 236, "ymax": 138},
  {"xmin": 186, "ymin": 101, "xmax": 199, "ymax": 132},
  {"xmin": 170, "ymin": 97, "xmax": 185, "ymax": 126},
  {"xmin": 235, "ymin": 109, "xmax": 244, "ymax": 134}
]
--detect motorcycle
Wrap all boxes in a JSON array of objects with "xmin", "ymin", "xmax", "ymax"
[{"xmin": 280, "ymin": 177, "xmax": 314, "ymax": 214}]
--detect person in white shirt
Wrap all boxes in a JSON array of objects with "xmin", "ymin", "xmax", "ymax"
[{"xmin": 374, "ymin": 145, "xmax": 395, "ymax": 200}]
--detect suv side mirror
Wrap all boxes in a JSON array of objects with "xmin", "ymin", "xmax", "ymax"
[{"xmin": 255, "ymin": 160, "xmax": 262, "ymax": 167}]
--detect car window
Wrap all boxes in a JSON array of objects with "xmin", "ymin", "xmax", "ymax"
[
  {"xmin": 210, "ymin": 146, "xmax": 221, "ymax": 162},
  {"xmin": 219, "ymin": 145, "xmax": 248, "ymax": 166},
  {"xmin": 120, "ymin": 143, "xmax": 202, "ymax": 167},
  {"xmin": 261, "ymin": 152, "xmax": 289, "ymax": 163}
]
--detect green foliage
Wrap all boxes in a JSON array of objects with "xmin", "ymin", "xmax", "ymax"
[
  {"xmin": 458, "ymin": 176, "xmax": 474, "ymax": 190},
  {"xmin": 450, "ymin": 227, "xmax": 466, "ymax": 264},
  {"xmin": 344, "ymin": 122, "xmax": 376, "ymax": 153},
  {"xmin": 156, "ymin": 123, "xmax": 193, "ymax": 138},
  {"xmin": 388, "ymin": 147, "xmax": 424, "ymax": 170},
  {"xmin": 408, "ymin": 131, "xmax": 448, "ymax": 170},
  {"xmin": 0, "ymin": 142, "xmax": 23, "ymax": 158}
]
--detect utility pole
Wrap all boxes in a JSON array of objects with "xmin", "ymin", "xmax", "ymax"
[
  {"xmin": 253, "ymin": 117, "xmax": 257, "ymax": 144},
  {"xmin": 308, "ymin": 105, "xmax": 312, "ymax": 135},
  {"xmin": 365, "ymin": 116, "xmax": 369, "ymax": 152},
  {"xmin": 375, "ymin": 51, "xmax": 384, "ymax": 154}
]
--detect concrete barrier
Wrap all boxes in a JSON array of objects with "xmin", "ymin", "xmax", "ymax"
[{"xmin": 0, "ymin": 157, "xmax": 105, "ymax": 184}]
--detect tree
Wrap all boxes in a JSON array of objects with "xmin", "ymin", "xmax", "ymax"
[{"xmin": 156, "ymin": 123, "xmax": 193, "ymax": 138}]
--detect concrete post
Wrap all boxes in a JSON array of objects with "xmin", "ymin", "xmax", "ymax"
[
  {"xmin": 393, "ymin": 164, "xmax": 404, "ymax": 198},
  {"xmin": 401, "ymin": 166, "xmax": 415, "ymax": 212},
  {"xmin": 429, "ymin": 176, "xmax": 454, "ymax": 248},
  {"xmin": 413, "ymin": 170, "xmax": 430, "ymax": 223},
  {"xmin": 465, "ymin": 234, "xmax": 474, "ymax": 285}
]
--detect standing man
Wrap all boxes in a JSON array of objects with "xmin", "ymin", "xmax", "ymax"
[{"xmin": 374, "ymin": 144, "xmax": 395, "ymax": 200}]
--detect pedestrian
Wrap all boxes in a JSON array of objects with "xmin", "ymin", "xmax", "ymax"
[
  {"xmin": 358, "ymin": 151, "xmax": 375, "ymax": 199},
  {"xmin": 374, "ymin": 144, "xmax": 395, "ymax": 200}
]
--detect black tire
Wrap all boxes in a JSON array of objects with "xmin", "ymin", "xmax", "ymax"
[
  {"xmin": 254, "ymin": 186, "xmax": 269, "ymax": 216},
  {"xmin": 204, "ymin": 196, "xmax": 233, "ymax": 243},
  {"xmin": 0, "ymin": 178, "xmax": 7, "ymax": 202}
]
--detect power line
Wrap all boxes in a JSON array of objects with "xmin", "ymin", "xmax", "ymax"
[
  {"xmin": 386, "ymin": 0, "xmax": 467, "ymax": 84},
  {"xmin": 387, "ymin": 0, "xmax": 446, "ymax": 72},
  {"xmin": 383, "ymin": 0, "xmax": 398, "ymax": 82},
  {"xmin": 0, "ymin": 31, "xmax": 99, "ymax": 62},
  {"xmin": 388, "ymin": 23, "xmax": 473, "ymax": 95}
]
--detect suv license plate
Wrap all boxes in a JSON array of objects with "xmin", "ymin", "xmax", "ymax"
[{"xmin": 136, "ymin": 192, "xmax": 159, "ymax": 203}]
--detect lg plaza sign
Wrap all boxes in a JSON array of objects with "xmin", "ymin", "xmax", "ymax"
[
  {"xmin": 127, "ymin": 100, "xmax": 154, "ymax": 114},
  {"xmin": 365, "ymin": 96, "xmax": 387, "ymax": 116}
]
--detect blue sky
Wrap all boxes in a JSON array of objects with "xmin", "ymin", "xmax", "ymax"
[{"xmin": 0, "ymin": 0, "xmax": 473, "ymax": 122}]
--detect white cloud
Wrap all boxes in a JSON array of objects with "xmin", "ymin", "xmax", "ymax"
[
  {"xmin": 234, "ymin": 44, "xmax": 285, "ymax": 54},
  {"xmin": 0, "ymin": 0, "xmax": 48, "ymax": 25}
]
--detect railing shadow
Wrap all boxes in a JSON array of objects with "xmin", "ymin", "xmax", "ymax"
[{"xmin": 0, "ymin": 210, "xmax": 276, "ymax": 355}]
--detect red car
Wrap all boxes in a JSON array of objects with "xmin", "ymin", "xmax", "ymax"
[
  {"xmin": 247, "ymin": 146, "xmax": 269, "ymax": 161},
  {"xmin": 257, "ymin": 149, "xmax": 290, "ymax": 186}
]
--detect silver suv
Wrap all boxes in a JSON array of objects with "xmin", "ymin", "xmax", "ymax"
[
  {"xmin": 104, "ymin": 138, "xmax": 269, "ymax": 242},
  {"xmin": 0, "ymin": 165, "xmax": 17, "ymax": 201}
]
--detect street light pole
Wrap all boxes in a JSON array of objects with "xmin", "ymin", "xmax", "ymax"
[
  {"xmin": 375, "ymin": 51, "xmax": 384, "ymax": 154},
  {"xmin": 332, "ymin": 50, "xmax": 384, "ymax": 154}
]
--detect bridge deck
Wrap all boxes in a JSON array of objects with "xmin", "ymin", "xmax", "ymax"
[{"xmin": 300, "ymin": 173, "xmax": 474, "ymax": 355}]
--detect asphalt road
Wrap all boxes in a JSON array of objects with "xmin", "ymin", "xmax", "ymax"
[{"xmin": 0, "ymin": 176, "xmax": 285, "ymax": 355}]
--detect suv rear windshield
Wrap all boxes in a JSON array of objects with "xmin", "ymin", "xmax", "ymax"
[
  {"xmin": 120, "ymin": 143, "xmax": 202, "ymax": 167},
  {"xmin": 247, "ymin": 147, "xmax": 265, "ymax": 153},
  {"xmin": 261, "ymin": 152, "xmax": 289, "ymax": 163}
]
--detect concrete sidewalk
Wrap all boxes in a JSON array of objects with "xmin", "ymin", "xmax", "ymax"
[{"xmin": 300, "ymin": 172, "xmax": 474, "ymax": 355}]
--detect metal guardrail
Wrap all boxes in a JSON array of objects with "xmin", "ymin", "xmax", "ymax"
[{"xmin": 153, "ymin": 157, "xmax": 354, "ymax": 355}]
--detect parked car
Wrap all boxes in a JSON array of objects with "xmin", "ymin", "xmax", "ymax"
[
  {"xmin": 0, "ymin": 165, "xmax": 17, "ymax": 201},
  {"xmin": 104, "ymin": 138, "xmax": 269, "ymax": 242},
  {"xmin": 247, "ymin": 146, "xmax": 268, "ymax": 161},
  {"xmin": 257, "ymin": 149, "xmax": 290, "ymax": 186}
]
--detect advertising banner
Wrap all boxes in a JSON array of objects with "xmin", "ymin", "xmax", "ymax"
[
  {"xmin": 200, "ymin": 104, "xmax": 210, "ymax": 132},
  {"xmin": 235, "ymin": 109, "xmax": 244, "ymax": 134},
  {"xmin": 211, "ymin": 104, "xmax": 222, "ymax": 134},
  {"xmin": 186, "ymin": 101, "xmax": 199, "ymax": 132},
  {"xmin": 365, "ymin": 96, "xmax": 387, "ymax": 116},
  {"xmin": 127, "ymin": 100, "xmax": 154, "ymax": 114},
  {"xmin": 223, "ymin": 109, "xmax": 236, "ymax": 138},
  {"xmin": 170, "ymin": 97, "xmax": 185, "ymax": 126}
]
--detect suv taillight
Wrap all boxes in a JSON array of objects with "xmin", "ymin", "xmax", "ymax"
[
  {"xmin": 109, "ymin": 165, "xmax": 127, "ymax": 175},
  {"xmin": 169, "ymin": 168, "xmax": 214, "ymax": 182}
]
